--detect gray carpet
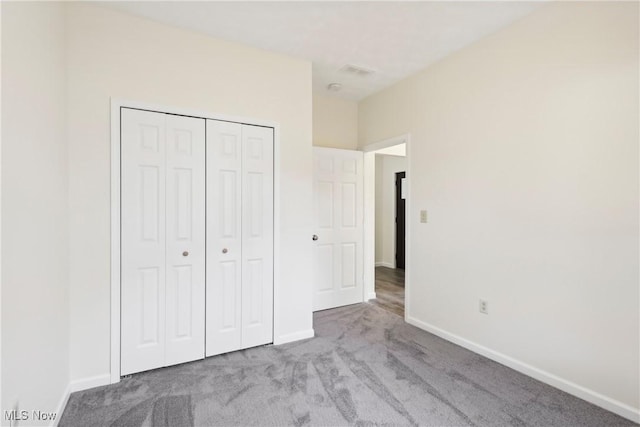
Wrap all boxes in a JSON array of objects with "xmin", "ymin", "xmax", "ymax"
[{"xmin": 60, "ymin": 303, "xmax": 636, "ymax": 427}]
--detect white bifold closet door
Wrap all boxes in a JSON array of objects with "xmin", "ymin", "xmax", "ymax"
[
  {"xmin": 121, "ymin": 108, "xmax": 206, "ymax": 376},
  {"xmin": 206, "ymin": 120, "xmax": 274, "ymax": 357}
]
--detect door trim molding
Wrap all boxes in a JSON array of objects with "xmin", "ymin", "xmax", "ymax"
[
  {"xmin": 361, "ymin": 134, "xmax": 411, "ymax": 320},
  {"xmin": 110, "ymin": 98, "xmax": 280, "ymax": 384}
]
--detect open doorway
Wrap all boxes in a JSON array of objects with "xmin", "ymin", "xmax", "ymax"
[
  {"xmin": 395, "ymin": 171, "xmax": 406, "ymax": 269},
  {"xmin": 367, "ymin": 142, "xmax": 407, "ymax": 317}
]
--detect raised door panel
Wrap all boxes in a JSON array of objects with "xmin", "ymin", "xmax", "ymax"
[
  {"xmin": 241, "ymin": 125, "xmax": 274, "ymax": 349},
  {"xmin": 121, "ymin": 108, "xmax": 167, "ymax": 375},
  {"xmin": 165, "ymin": 115, "xmax": 206, "ymax": 366},
  {"xmin": 206, "ymin": 120, "xmax": 243, "ymax": 357}
]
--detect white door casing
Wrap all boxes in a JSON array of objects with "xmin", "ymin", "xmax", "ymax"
[
  {"xmin": 120, "ymin": 108, "xmax": 206, "ymax": 375},
  {"xmin": 313, "ymin": 147, "xmax": 364, "ymax": 311},
  {"xmin": 206, "ymin": 120, "xmax": 274, "ymax": 356}
]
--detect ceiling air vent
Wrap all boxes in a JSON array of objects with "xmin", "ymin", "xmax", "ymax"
[{"xmin": 340, "ymin": 64, "xmax": 376, "ymax": 77}]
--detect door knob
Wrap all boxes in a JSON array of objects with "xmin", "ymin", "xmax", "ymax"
[
  {"xmin": 312, "ymin": 235, "xmax": 318, "ymax": 241},
  {"xmin": 182, "ymin": 251, "xmax": 189, "ymax": 257},
  {"xmin": 222, "ymin": 248, "xmax": 228, "ymax": 254}
]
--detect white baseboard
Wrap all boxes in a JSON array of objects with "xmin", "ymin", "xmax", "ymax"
[
  {"xmin": 274, "ymin": 329, "xmax": 315, "ymax": 345},
  {"xmin": 50, "ymin": 373, "xmax": 111, "ymax": 426},
  {"xmin": 405, "ymin": 316, "xmax": 640, "ymax": 424},
  {"xmin": 366, "ymin": 292, "xmax": 377, "ymax": 301},
  {"xmin": 69, "ymin": 373, "xmax": 111, "ymax": 393},
  {"xmin": 51, "ymin": 383, "xmax": 71, "ymax": 427},
  {"xmin": 375, "ymin": 262, "xmax": 395, "ymax": 268}
]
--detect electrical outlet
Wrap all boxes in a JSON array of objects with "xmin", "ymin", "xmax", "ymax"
[
  {"xmin": 420, "ymin": 210, "xmax": 427, "ymax": 223},
  {"xmin": 479, "ymin": 299, "xmax": 488, "ymax": 314}
]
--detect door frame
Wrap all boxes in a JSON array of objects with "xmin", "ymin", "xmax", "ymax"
[
  {"xmin": 110, "ymin": 98, "xmax": 280, "ymax": 384},
  {"xmin": 362, "ymin": 134, "xmax": 411, "ymax": 320}
]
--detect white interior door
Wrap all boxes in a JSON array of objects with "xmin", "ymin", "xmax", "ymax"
[
  {"xmin": 121, "ymin": 108, "xmax": 205, "ymax": 375},
  {"xmin": 313, "ymin": 147, "xmax": 364, "ymax": 311},
  {"xmin": 206, "ymin": 120, "xmax": 243, "ymax": 356},
  {"xmin": 241, "ymin": 125, "xmax": 274, "ymax": 349},
  {"xmin": 206, "ymin": 120, "xmax": 274, "ymax": 356}
]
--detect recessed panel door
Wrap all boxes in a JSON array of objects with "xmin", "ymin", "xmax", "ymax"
[
  {"xmin": 206, "ymin": 120, "xmax": 243, "ymax": 357},
  {"xmin": 313, "ymin": 147, "xmax": 364, "ymax": 311},
  {"xmin": 165, "ymin": 115, "xmax": 206, "ymax": 366},
  {"xmin": 121, "ymin": 108, "xmax": 168, "ymax": 375},
  {"xmin": 241, "ymin": 125, "xmax": 274, "ymax": 349}
]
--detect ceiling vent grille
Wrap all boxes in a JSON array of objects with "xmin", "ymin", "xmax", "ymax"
[{"xmin": 340, "ymin": 64, "xmax": 376, "ymax": 77}]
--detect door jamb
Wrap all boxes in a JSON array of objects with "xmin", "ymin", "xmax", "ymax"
[
  {"xmin": 110, "ymin": 98, "xmax": 280, "ymax": 384},
  {"xmin": 362, "ymin": 134, "xmax": 411, "ymax": 320}
]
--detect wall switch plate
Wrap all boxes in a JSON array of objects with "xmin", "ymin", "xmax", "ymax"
[
  {"xmin": 479, "ymin": 299, "xmax": 488, "ymax": 314},
  {"xmin": 420, "ymin": 210, "xmax": 427, "ymax": 223}
]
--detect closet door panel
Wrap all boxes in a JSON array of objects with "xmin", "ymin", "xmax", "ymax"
[
  {"xmin": 241, "ymin": 125, "xmax": 274, "ymax": 349},
  {"xmin": 165, "ymin": 115, "xmax": 206, "ymax": 366},
  {"xmin": 206, "ymin": 120, "xmax": 243, "ymax": 357},
  {"xmin": 121, "ymin": 108, "xmax": 167, "ymax": 375}
]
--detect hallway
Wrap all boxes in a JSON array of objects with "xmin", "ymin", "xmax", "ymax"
[{"xmin": 370, "ymin": 266, "xmax": 405, "ymax": 317}]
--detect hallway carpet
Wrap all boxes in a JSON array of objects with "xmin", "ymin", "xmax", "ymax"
[{"xmin": 60, "ymin": 304, "xmax": 635, "ymax": 426}]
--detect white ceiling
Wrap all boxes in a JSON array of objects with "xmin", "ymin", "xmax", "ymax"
[{"xmin": 99, "ymin": 1, "xmax": 543, "ymax": 101}]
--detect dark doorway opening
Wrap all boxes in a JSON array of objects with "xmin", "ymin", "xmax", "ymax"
[{"xmin": 395, "ymin": 171, "xmax": 406, "ymax": 269}]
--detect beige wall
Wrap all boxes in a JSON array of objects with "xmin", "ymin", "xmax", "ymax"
[
  {"xmin": 66, "ymin": 4, "xmax": 313, "ymax": 382},
  {"xmin": 1, "ymin": 2, "xmax": 70, "ymax": 424},
  {"xmin": 312, "ymin": 93, "xmax": 358, "ymax": 150},
  {"xmin": 375, "ymin": 155, "xmax": 406, "ymax": 267},
  {"xmin": 360, "ymin": 1, "xmax": 639, "ymax": 417}
]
